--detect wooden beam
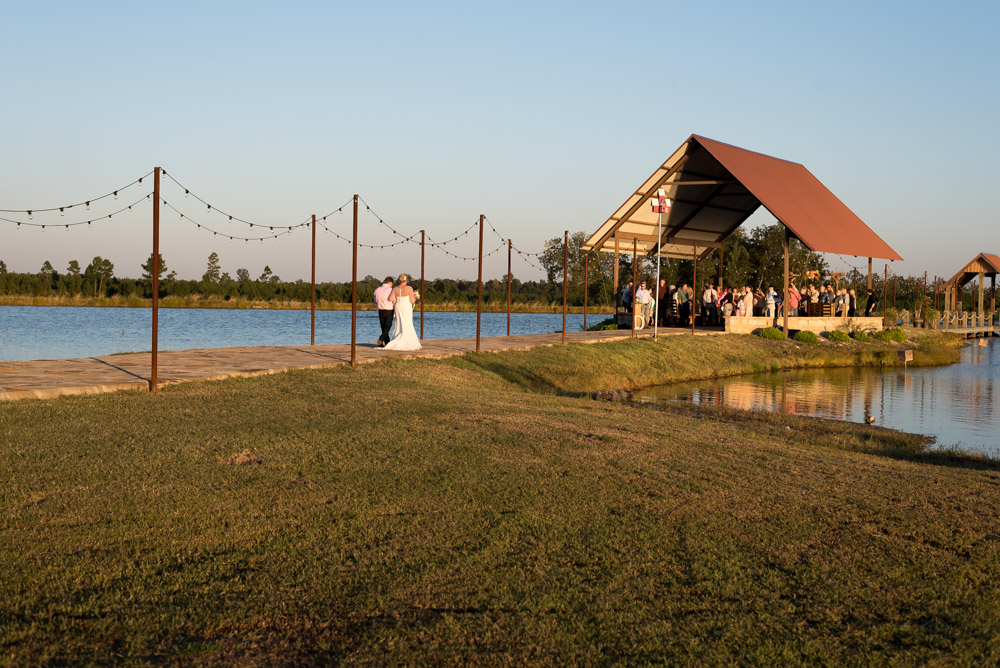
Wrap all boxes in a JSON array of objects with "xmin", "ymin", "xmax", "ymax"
[{"xmin": 660, "ymin": 181, "xmax": 734, "ymax": 241}]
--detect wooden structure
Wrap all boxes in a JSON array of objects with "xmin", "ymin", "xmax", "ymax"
[
  {"xmin": 937, "ymin": 252, "xmax": 998, "ymax": 336},
  {"xmin": 582, "ymin": 134, "xmax": 902, "ymax": 336}
]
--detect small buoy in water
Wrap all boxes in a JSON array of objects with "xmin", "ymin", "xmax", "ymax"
[{"xmin": 865, "ymin": 416, "xmax": 876, "ymax": 424}]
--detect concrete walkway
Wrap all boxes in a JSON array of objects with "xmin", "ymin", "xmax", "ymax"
[{"xmin": 0, "ymin": 327, "xmax": 713, "ymax": 401}]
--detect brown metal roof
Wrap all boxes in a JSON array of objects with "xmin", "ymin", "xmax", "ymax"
[
  {"xmin": 942, "ymin": 252, "xmax": 1000, "ymax": 288},
  {"xmin": 583, "ymin": 134, "xmax": 903, "ymax": 262}
]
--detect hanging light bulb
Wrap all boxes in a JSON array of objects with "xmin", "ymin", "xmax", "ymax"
[
  {"xmin": 86, "ymin": 202, "xmax": 90, "ymax": 210},
  {"xmin": 138, "ymin": 177, "xmax": 143, "ymax": 186},
  {"xmin": 207, "ymin": 204, "xmax": 211, "ymax": 211},
  {"xmin": 60, "ymin": 208, "xmax": 64, "ymax": 216},
  {"xmin": 185, "ymin": 190, "xmax": 189, "ymax": 198},
  {"xmin": 65, "ymin": 225, "xmax": 69, "ymax": 231},
  {"xmin": 27, "ymin": 210, "xmax": 32, "ymax": 219},
  {"xmin": 114, "ymin": 191, "xmax": 118, "ymax": 200}
]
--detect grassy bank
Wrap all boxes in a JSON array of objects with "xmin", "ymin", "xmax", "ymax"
[
  {"xmin": 0, "ymin": 293, "xmax": 613, "ymax": 314},
  {"xmin": 452, "ymin": 329, "xmax": 962, "ymax": 396},
  {"xmin": 2, "ymin": 335, "xmax": 995, "ymax": 664}
]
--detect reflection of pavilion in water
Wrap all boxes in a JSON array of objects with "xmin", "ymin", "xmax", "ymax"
[{"xmin": 667, "ymin": 343, "xmax": 997, "ymax": 445}]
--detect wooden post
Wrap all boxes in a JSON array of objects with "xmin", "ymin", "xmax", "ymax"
[
  {"xmin": 867, "ymin": 257, "xmax": 872, "ymax": 291},
  {"xmin": 476, "ymin": 214, "xmax": 483, "ymax": 353},
  {"xmin": 718, "ymin": 244, "xmax": 724, "ymax": 294},
  {"xmin": 883, "ymin": 264, "xmax": 888, "ymax": 323},
  {"xmin": 562, "ymin": 230, "xmax": 568, "ymax": 344},
  {"xmin": 783, "ymin": 227, "xmax": 790, "ymax": 337},
  {"xmin": 991, "ymin": 275, "xmax": 996, "ymax": 325},
  {"xmin": 583, "ymin": 250, "xmax": 588, "ymax": 332},
  {"xmin": 978, "ymin": 272, "xmax": 985, "ymax": 315},
  {"xmin": 311, "ymin": 214, "xmax": 316, "ymax": 345},
  {"xmin": 151, "ymin": 166, "xmax": 160, "ymax": 392},
  {"xmin": 506, "ymin": 239, "xmax": 511, "ymax": 336},
  {"xmin": 420, "ymin": 230, "xmax": 425, "ymax": 339},
  {"xmin": 631, "ymin": 238, "xmax": 637, "ymax": 338},
  {"xmin": 692, "ymin": 245, "xmax": 697, "ymax": 335},
  {"xmin": 893, "ymin": 275, "xmax": 897, "ymax": 310},
  {"xmin": 351, "ymin": 194, "xmax": 358, "ymax": 367}
]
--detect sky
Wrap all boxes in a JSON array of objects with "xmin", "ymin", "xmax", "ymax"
[{"xmin": 1, "ymin": 0, "xmax": 997, "ymax": 284}]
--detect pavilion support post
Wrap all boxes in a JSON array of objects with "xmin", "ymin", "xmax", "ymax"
[
  {"xmin": 991, "ymin": 275, "xmax": 996, "ymax": 326},
  {"xmin": 151, "ymin": 166, "xmax": 160, "ymax": 392},
  {"xmin": 978, "ymin": 272, "xmax": 985, "ymax": 316},
  {"xmin": 420, "ymin": 230, "xmax": 425, "ymax": 339},
  {"xmin": 311, "ymin": 214, "xmax": 316, "ymax": 345},
  {"xmin": 614, "ymin": 234, "xmax": 620, "ymax": 319},
  {"xmin": 893, "ymin": 276, "xmax": 897, "ymax": 310},
  {"xmin": 351, "ymin": 195, "xmax": 358, "ymax": 367},
  {"xmin": 562, "ymin": 230, "xmax": 568, "ymax": 344},
  {"xmin": 718, "ymin": 245, "xmax": 724, "ymax": 295},
  {"xmin": 883, "ymin": 264, "xmax": 888, "ymax": 324},
  {"xmin": 583, "ymin": 250, "xmax": 588, "ymax": 332},
  {"xmin": 506, "ymin": 239, "xmax": 512, "ymax": 336},
  {"xmin": 867, "ymin": 257, "xmax": 872, "ymax": 291},
  {"xmin": 476, "ymin": 214, "xmax": 484, "ymax": 353},
  {"xmin": 691, "ymin": 245, "xmax": 697, "ymax": 335},
  {"xmin": 783, "ymin": 227, "xmax": 790, "ymax": 337},
  {"xmin": 631, "ymin": 238, "xmax": 637, "ymax": 338}
]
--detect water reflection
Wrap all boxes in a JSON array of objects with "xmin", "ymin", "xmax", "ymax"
[{"xmin": 634, "ymin": 340, "xmax": 1000, "ymax": 455}]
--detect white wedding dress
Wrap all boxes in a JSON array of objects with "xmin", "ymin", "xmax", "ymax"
[{"xmin": 383, "ymin": 291, "xmax": 422, "ymax": 351}]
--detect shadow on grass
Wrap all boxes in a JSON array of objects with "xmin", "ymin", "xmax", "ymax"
[{"xmin": 450, "ymin": 353, "xmax": 590, "ymax": 398}]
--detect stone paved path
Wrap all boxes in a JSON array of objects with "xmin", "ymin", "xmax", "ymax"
[{"xmin": 0, "ymin": 327, "xmax": 712, "ymax": 401}]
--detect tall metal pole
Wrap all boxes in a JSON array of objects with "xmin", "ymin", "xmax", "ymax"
[
  {"xmin": 614, "ymin": 234, "xmax": 620, "ymax": 320},
  {"xmin": 420, "ymin": 230, "xmax": 425, "ymax": 340},
  {"xmin": 631, "ymin": 238, "xmax": 637, "ymax": 338},
  {"xmin": 506, "ymin": 239, "xmax": 512, "ymax": 336},
  {"xmin": 562, "ymin": 230, "xmax": 568, "ymax": 344},
  {"xmin": 654, "ymin": 210, "xmax": 661, "ymax": 340},
  {"xmin": 476, "ymin": 214, "xmax": 483, "ymax": 353},
  {"xmin": 692, "ymin": 245, "xmax": 697, "ymax": 335},
  {"xmin": 311, "ymin": 214, "xmax": 316, "ymax": 345},
  {"xmin": 783, "ymin": 227, "xmax": 790, "ymax": 337},
  {"xmin": 151, "ymin": 166, "xmax": 160, "ymax": 392},
  {"xmin": 351, "ymin": 194, "xmax": 358, "ymax": 367},
  {"xmin": 583, "ymin": 250, "xmax": 588, "ymax": 332}
]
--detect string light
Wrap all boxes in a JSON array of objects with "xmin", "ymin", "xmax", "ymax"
[{"xmin": 0, "ymin": 171, "xmax": 151, "ymax": 215}]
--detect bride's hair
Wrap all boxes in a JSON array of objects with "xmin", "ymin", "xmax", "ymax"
[{"xmin": 398, "ymin": 273, "xmax": 408, "ymax": 284}]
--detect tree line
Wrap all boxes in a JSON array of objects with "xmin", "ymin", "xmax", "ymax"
[{"xmin": 0, "ymin": 224, "xmax": 966, "ymax": 311}]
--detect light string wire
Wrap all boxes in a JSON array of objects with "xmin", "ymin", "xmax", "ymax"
[
  {"xmin": 162, "ymin": 170, "xmax": 312, "ymax": 230},
  {"xmin": 0, "ymin": 170, "xmax": 154, "ymax": 215},
  {"xmin": 2, "ymin": 192, "xmax": 152, "ymax": 228},
  {"xmin": 161, "ymin": 197, "xmax": 310, "ymax": 242}
]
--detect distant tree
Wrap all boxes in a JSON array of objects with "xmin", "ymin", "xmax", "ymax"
[
  {"xmin": 40, "ymin": 260, "xmax": 55, "ymax": 274},
  {"xmin": 84, "ymin": 256, "xmax": 114, "ymax": 297},
  {"xmin": 202, "ymin": 252, "xmax": 221, "ymax": 284},
  {"xmin": 66, "ymin": 260, "xmax": 81, "ymax": 276},
  {"xmin": 141, "ymin": 253, "xmax": 168, "ymax": 282},
  {"xmin": 236, "ymin": 268, "xmax": 251, "ymax": 284},
  {"xmin": 258, "ymin": 265, "xmax": 280, "ymax": 284},
  {"xmin": 65, "ymin": 260, "xmax": 83, "ymax": 295}
]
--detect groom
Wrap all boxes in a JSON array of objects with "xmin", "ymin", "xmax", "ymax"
[{"xmin": 374, "ymin": 276, "xmax": 395, "ymax": 347}]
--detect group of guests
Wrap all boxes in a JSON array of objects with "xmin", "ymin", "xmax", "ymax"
[{"xmin": 621, "ymin": 278, "xmax": 880, "ymax": 326}]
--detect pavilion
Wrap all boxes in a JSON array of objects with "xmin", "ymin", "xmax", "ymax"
[
  {"xmin": 582, "ymin": 134, "xmax": 902, "ymax": 335},
  {"xmin": 939, "ymin": 253, "xmax": 998, "ymax": 330}
]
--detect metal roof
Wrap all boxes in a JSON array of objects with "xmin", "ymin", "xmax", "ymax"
[
  {"xmin": 942, "ymin": 252, "xmax": 1000, "ymax": 288},
  {"xmin": 583, "ymin": 134, "xmax": 903, "ymax": 262}
]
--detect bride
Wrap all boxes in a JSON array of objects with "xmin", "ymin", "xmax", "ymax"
[{"xmin": 382, "ymin": 273, "xmax": 422, "ymax": 351}]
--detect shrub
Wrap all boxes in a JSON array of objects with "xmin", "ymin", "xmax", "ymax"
[
  {"xmin": 887, "ymin": 327, "xmax": 907, "ymax": 342},
  {"xmin": 852, "ymin": 330, "xmax": 870, "ymax": 342},
  {"xmin": 755, "ymin": 327, "xmax": 785, "ymax": 340},
  {"xmin": 923, "ymin": 307, "xmax": 939, "ymax": 328},
  {"xmin": 587, "ymin": 317, "xmax": 618, "ymax": 331},
  {"xmin": 792, "ymin": 330, "xmax": 819, "ymax": 343},
  {"xmin": 827, "ymin": 330, "xmax": 850, "ymax": 342},
  {"xmin": 883, "ymin": 307, "xmax": 898, "ymax": 326},
  {"xmin": 872, "ymin": 329, "xmax": 892, "ymax": 342}
]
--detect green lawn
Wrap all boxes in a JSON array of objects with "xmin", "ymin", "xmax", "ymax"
[{"xmin": 1, "ymin": 337, "xmax": 997, "ymax": 664}]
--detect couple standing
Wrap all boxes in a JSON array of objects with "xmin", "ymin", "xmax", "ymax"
[{"xmin": 374, "ymin": 274, "xmax": 422, "ymax": 351}]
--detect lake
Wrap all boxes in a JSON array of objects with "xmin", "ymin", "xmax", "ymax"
[
  {"xmin": 633, "ymin": 339, "xmax": 1000, "ymax": 456},
  {"xmin": 0, "ymin": 305, "xmax": 594, "ymax": 362}
]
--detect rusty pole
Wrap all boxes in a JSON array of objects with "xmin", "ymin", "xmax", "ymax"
[
  {"xmin": 923, "ymin": 271, "xmax": 928, "ymax": 316},
  {"xmin": 614, "ymin": 234, "xmax": 620, "ymax": 320},
  {"xmin": 151, "ymin": 166, "xmax": 160, "ymax": 392},
  {"xmin": 867, "ymin": 257, "xmax": 872, "ymax": 291},
  {"xmin": 476, "ymin": 214, "xmax": 483, "ymax": 353},
  {"xmin": 506, "ymin": 239, "xmax": 512, "ymax": 336},
  {"xmin": 692, "ymin": 245, "xmax": 697, "ymax": 335},
  {"xmin": 351, "ymin": 195, "xmax": 358, "ymax": 367},
  {"xmin": 420, "ymin": 230, "xmax": 425, "ymax": 340},
  {"xmin": 583, "ymin": 250, "xmax": 588, "ymax": 332},
  {"xmin": 631, "ymin": 238, "xmax": 637, "ymax": 338},
  {"xmin": 562, "ymin": 231, "xmax": 568, "ymax": 344},
  {"xmin": 311, "ymin": 214, "xmax": 316, "ymax": 345},
  {"xmin": 893, "ymin": 275, "xmax": 897, "ymax": 310},
  {"xmin": 883, "ymin": 264, "xmax": 888, "ymax": 322},
  {"xmin": 783, "ymin": 228, "xmax": 790, "ymax": 337}
]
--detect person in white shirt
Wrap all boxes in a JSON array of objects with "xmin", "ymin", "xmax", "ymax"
[
  {"xmin": 635, "ymin": 281, "xmax": 652, "ymax": 325},
  {"xmin": 766, "ymin": 286, "xmax": 777, "ymax": 319},
  {"xmin": 373, "ymin": 276, "xmax": 395, "ymax": 347},
  {"xmin": 702, "ymin": 283, "xmax": 719, "ymax": 326}
]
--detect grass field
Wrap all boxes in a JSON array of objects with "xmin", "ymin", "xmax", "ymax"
[{"xmin": 2, "ymin": 335, "xmax": 997, "ymax": 664}]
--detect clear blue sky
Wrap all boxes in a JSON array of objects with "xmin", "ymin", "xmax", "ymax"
[{"xmin": 2, "ymin": 0, "xmax": 997, "ymax": 283}]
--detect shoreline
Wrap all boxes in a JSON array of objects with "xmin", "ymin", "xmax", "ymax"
[{"xmin": 0, "ymin": 296, "xmax": 613, "ymax": 315}]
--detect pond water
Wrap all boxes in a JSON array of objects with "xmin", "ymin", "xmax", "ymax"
[
  {"xmin": 0, "ymin": 305, "xmax": 593, "ymax": 363},
  {"xmin": 633, "ymin": 340, "xmax": 1000, "ymax": 456}
]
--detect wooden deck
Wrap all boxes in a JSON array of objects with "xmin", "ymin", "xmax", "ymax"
[{"xmin": 0, "ymin": 327, "xmax": 716, "ymax": 402}]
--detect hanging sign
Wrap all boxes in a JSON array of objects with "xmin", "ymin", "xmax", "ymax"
[{"xmin": 651, "ymin": 189, "xmax": 671, "ymax": 214}]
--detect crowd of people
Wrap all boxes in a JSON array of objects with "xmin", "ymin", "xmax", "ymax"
[{"xmin": 620, "ymin": 278, "xmax": 879, "ymax": 327}]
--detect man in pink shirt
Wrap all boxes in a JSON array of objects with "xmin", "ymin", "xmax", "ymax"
[{"xmin": 373, "ymin": 276, "xmax": 395, "ymax": 347}]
